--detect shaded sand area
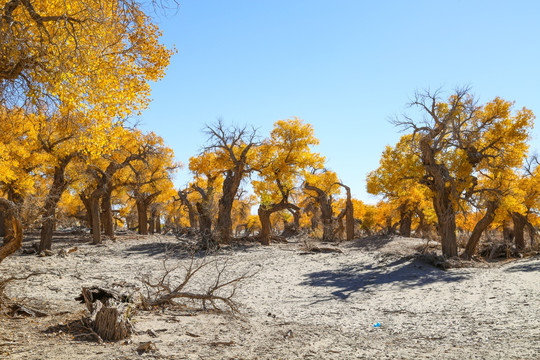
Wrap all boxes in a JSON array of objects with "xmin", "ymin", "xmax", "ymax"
[{"xmin": 0, "ymin": 234, "xmax": 538, "ymax": 359}]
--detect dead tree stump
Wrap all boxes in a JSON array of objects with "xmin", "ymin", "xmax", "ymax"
[{"xmin": 79, "ymin": 287, "xmax": 134, "ymax": 342}]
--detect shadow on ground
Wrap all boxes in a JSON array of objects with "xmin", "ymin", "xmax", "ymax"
[
  {"xmin": 123, "ymin": 241, "xmax": 196, "ymax": 258},
  {"xmin": 503, "ymin": 258, "xmax": 540, "ymax": 273},
  {"xmin": 345, "ymin": 235, "xmax": 395, "ymax": 251},
  {"xmin": 302, "ymin": 257, "xmax": 470, "ymax": 301}
]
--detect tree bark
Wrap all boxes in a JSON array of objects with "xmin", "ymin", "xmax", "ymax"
[
  {"xmin": 90, "ymin": 194, "xmax": 102, "ymax": 244},
  {"xmin": 304, "ymin": 183, "xmax": 336, "ymax": 241},
  {"xmin": 419, "ymin": 132, "xmax": 458, "ymax": 257},
  {"xmin": 217, "ymin": 169, "xmax": 243, "ymax": 244},
  {"xmin": 137, "ymin": 200, "xmax": 148, "ymax": 235},
  {"xmin": 512, "ymin": 212, "xmax": 527, "ymax": 250},
  {"xmin": 463, "ymin": 200, "xmax": 499, "ymax": 259},
  {"xmin": 178, "ymin": 190, "xmax": 198, "ymax": 229},
  {"xmin": 258, "ymin": 201, "xmax": 300, "ymax": 246},
  {"xmin": 338, "ymin": 183, "xmax": 354, "ymax": 241},
  {"xmin": 0, "ymin": 198, "xmax": 23, "ymax": 263},
  {"xmin": 39, "ymin": 159, "xmax": 71, "ymax": 251},
  {"xmin": 101, "ymin": 188, "xmax": 114, "ymax": 237},
  {"xmin": 399, "ymin": 205, "xmax": 413, "ymax": 237}
]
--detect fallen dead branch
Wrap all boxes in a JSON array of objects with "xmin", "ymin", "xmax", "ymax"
[
  {"xmin": 139, "ymin": 252, "xmax": 259, "ymax": 313},
  {"xmin": 0, "ymin": 272, "xmax": 46, "ymax": 316}
]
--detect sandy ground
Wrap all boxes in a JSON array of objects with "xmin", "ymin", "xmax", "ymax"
[{"xmin": 0, "ymin": 233, "xmax": 539, "ymax": 359}]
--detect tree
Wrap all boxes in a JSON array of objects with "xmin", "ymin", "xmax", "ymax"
[
  {"xmin": 176, "ymin": 189, "xmax": 198, "ymax": 230},
  {"xmin": 189, "ymin": 151, "xmax": 223, "ymax": 249},
  {"xmin": 367, "ymin": 134, "xmax": 431, "ymax": 237},
  {"xmin": 204, "ymin": 120, "xmax": 257, "ymax": 243},
  {"xmin": 304, "ymin": 169, "xmax": 341, "ymax": 241},
  {"xmin": 126, "ymin": 134, "xmax": 177, "ymax": 235},
  {"xmin": 394, "ymin": 88, "xmax": 534, "ymax": 257},
  {"xmin": 336, "ymin": 183, "xmax": 354, "ymax": 241},
  {"xmin": 253, "ymin": 118, "xmax": 323, "ymax": 245},
  {"xmin": 1, "ymin": 0, "xmax": 173, "ymax": 119}
]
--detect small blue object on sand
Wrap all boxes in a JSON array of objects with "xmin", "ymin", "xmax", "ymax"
[{"xmin": 373, "ymin": 322, "xmax": 381, "ymax": 328}]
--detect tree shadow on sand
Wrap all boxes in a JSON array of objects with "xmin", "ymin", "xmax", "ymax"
[
  {"xmin": 503, "ymin": 258, "xmax": 540, "ymax": 273},
  {"xmin": 345, "ymin": 235, "xmax": 395, "ymax": 251},
  {"xmin": 301, "ymin": 257, "xmax": 470, "ymax": 301}
]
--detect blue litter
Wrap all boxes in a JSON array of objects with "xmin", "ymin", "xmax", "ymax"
[{"xmin": 373, "ymin": 322, "xmax": 381, "ymax": 328}]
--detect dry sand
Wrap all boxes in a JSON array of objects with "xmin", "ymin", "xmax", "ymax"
[{"xmin": 0, "ymin": 233, "xmax": 539, "ymax": 359}]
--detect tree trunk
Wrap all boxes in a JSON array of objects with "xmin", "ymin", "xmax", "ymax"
[
  {"xmin": 217, "ymin": 169, "xmax": 244, "ymax": 244},
  {"xmin": 178, "ymin": 190, "xmax": 198, "ymax": 229},
  {"xmin": 258, "ymin": 207, "xmax": 272, "ymax": 246},
  {"xmin": 432, "ymin": 189, "xmax": 458, "ymax": 257},
  {"xmin": 0, "ymin": 198, "xmax": 23, "ymax": 263},
  {"xmin": 502, "ymin": 219, "xmax": 514, "ymax": 242},
  {"xmin": 512, "ymin": 212, "xmax": 527, "ymax": 250},
  {"xmin": 399, "ymin": 209, "xmax": 413, "ymax": 237},
  {"xmin": 305, "ymin": 183, "xmax": 336, "ymax": 241},
  {"xmin": 80, "ymin": 194, "xmax": 93, "ymax": 231},
  {"xmin": 155, "ymin": 211, "xmax": 161, "ymax": 234},
  {"xmin": 39, "ymin": 162, "xmax": 70, "ymax": 251},
  {"xmin": 148, "ymin": 208, "xmax": 155, "ymax": 235},
  {"xmin": 137, "ymin": 200, "xmax": 148, "ymax": 235},
  {"xmin": 463, "ymin": 200, "xmax": 499, "ymax": 259},
  {"xmin": 90, "ymin": 194, "xmax": 102, "ymax": 244},
  {"xmin": 419, "ymin": 136, "xmax": 458, "ymax": 257},
  {"xmin": 196, "ymin": 202, "xmax": 216, "ymax": 250},
  {"xmin": 338, "ymin": 183, "xmax": 354, "ymax": 241},
  {"xmin": 0, "ymin": 212, "xmax": 5, "ymax": 237},
  {"xmin": 101, "ymin": 189, "xmax": 114, "ymax": 237}
]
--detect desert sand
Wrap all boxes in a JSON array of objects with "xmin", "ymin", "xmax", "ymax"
[{"xmin": 0, "ymin": 233, "xmax": 539, "ymax": 359}]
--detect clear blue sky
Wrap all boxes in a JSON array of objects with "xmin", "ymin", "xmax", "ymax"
[{"xmin": 139, "ymin": 0, "xmax": 540, "ymax": 203}]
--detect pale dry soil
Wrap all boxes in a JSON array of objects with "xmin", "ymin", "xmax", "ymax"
[{"xmin": 0, "ymin": 233, "xmax": 539, "ymax": 359}]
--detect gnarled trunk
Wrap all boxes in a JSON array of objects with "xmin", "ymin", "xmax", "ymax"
[
  {"xmin": 258, "ymin": 202, "xmax": 300, "ymax": 246},
  {"xmin": 419, "ymin": 135, "xmax": 458, "ymax": 257},
  {"xmin": 305, "ymin": 183, "xmax": 336, "ymax": 241}
]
